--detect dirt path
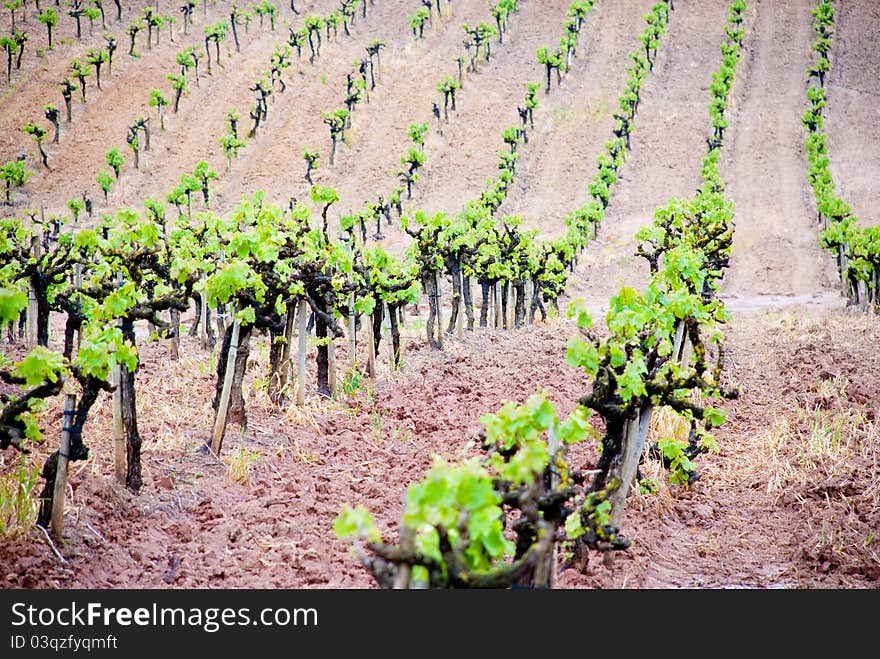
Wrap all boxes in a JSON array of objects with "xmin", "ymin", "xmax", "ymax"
[
  {"xmin": 824, "ymin": 0, "xmax": 880, "ymax": 228},
  {"xmin": 497, "ymin": 0, "xmax": 656, "ymax": 240},
  {"xmin": 564, "ymin": 0, "xmax": 733, "ymax": 312},
  {"xmin": 719, "ymin": 0, "xmax": 842, "ymax": 308}
]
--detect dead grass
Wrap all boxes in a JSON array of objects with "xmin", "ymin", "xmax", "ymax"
[
  {"xmin": 224, "ymin": 444, "xmax": 262, "ymax": 486},
  {"xmin": 760, "ymin": 377, "xmax": 878, "ymax": 502},
  {"xmin": 724, "ymin": 309, "xmax": 880, "ymax": 578},
  {"xmin": 0, "ymin": 454, "xmax": 41, "ymax": 541},
  {"xmin": 631, "ymin": 406, "xmax": 691, "ymax": 514}
]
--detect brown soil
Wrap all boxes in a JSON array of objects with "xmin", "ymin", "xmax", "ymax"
[
  {"xmin": 1, "ymin": 0, "xmax": 879, "ymax": 589},
  {"xmin": 824, "ymin": 0, "xmax": 880, "ymax": 228}
]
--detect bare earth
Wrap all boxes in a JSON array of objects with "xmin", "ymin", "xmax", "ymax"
[{"xmin": 1, "ymin": 0, "xmax": 878, "ymax": 589}]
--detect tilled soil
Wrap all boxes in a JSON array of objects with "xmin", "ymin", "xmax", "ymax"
[
  {"xmin": 1, "ymin": 307, "xmax": 878, "ymax": 589},
  {"xmin": 1, "ymin": 1, "xmax": 878, "ymax": 590}
]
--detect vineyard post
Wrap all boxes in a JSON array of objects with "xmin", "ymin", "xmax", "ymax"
[
  {"xmin": 434, "ymin": 272, "xmax": 443, "ymax": 349},
  {"xmin": 277, "ymin": 302, "xmax": 296, "ymax": 400},
  {"xmin": 113, "ymin": 272, "xmax": 125, "ymax": 481},
  {"xmin": 112, "ymin": 363, "xmax": 125, "ymax": 482},
  {"xmin": 169, "ymin": 309, "xmax": 180, "ymax": 360},
  {"xmin": 507, "ymin": 282, "xmax": 515, "ymax": 329},
  {"xmin": 296, "ymin": 298, "xmax": 307, "ymax": 405},
  {"xmin": 50, "ymin": 394, "xmax": 76, "ymax": 540},
  {"xmin": 486, "ymin": 283, "xmax": 493, "ymax": 327},
  {"xmin": 493, "ymin": 281, "xmax": 501, "ymax": 329},
  {"xmin": 396, "ymin": 313, "xmax": 405, "ymax": 365},
  {"xmin": 347, "ymin": 292, "xmax": 356, "ymax": 367},
  {"xmin": 680, "ymin": 334, "xmax": 693, "ymax": 367},
  {"xmin": 199, "ymin": 288, "xmax": 209, "ymax": 351},
  {"xmin": 211, "ymin": 313, "xmax": 241, "ymax": 455},
  {"xmin": 524, "ymin": 279, "xmax": 533, "ymax": 324},
  {"xmin": 366, "ymin": 312, "xmax": 376, "ymax": 378},
  {"xmin": 26, "ymin": 236, "xmax": 40, "ymax": 346},
  {"xmin": 383, "ymin": 302, "xmax": 394, "ymax": 366},
  {"xmin": 328, "ymin": 337, "xmax": 337, "ymax": 396},
  {"xmin": 604, "ymin": 405, "xmax": 653, "ymax": 566},
  {"xmin": 672, "ymin": 319, "xmax": 685, "ymax": 360},
  {"xmin": 455, "ymin": 284, "xmax": 463, "ymax": 338},
  {"xmin": 216, "ymin": 304, "xmax": 228, "ymax": 336}
]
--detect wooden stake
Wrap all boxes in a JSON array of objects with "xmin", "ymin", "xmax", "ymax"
[
  {"xmin": 455, "ymin": 271, "xmax": 464, "ymax": 339},
  {"xmin": 672, "ymin": 320, "xmax": 685, "ymax": 362},
  {"xmin": 604, "ymin": 405, "xmax": 653, "ymax": 566},
  {"xmin": 328, "ymin": 337, "xmax": 337, "ymax": 396},
  {"xmin": 680, "ymin": 335, "xmax": 693, "ymax": 369},
  {"xmin": 169, "ymin": 308, "xmax": 180, "ymax": 360},
  {"xmin": 348, "ymin": 292, "xmax": 356, "ymax": 367},
  {"xmin": 296, "ymin": 299, "xmax": 308, "ymax": 406},
  {"xmin": 488, "ymin": 284, "xmax": 495, "ymax": 327},
  {"xmin": 507, "ymin": 282, "xmax": 515, "ymax": 329},
  {"xmin": 26, "ymin": 236, "xmax": 39, "ymax": 346},
  {"xmin": 111, "ymin": 364, "xmax": 125, "ymax": 483},
  {"xmin": 494, "ymin": 281, "xmax": 502, "ymax": 329},
  {"xmin": 366, "ymin": 313, "xmax": 376, "ymax": 378},
  {"xmin": 51, "ymin": 394, "xmax": 76, "ymax": 540},
  {"xmin": 525, "ymin": 279, "xmax": 534, "ymax": 324},
  {"xmin": 26, "ymin": 282, "xmax": 37, "ymax": 345},
  {"xmin": 199, "ymin": 288, "xmax": 209, "ymax": 351},
  {"xmin": 384, "ymin": 303, "xmax": 395, "ymax": 366},
  {"xmin": 211, "ymin": 315, "xmax": 240, "ymax": 455},
  {"xmin": 279, "ymin": 301, "xmax": 296, "ymax": 396},
  {"xmin": 435, "ymin": 273, "xmax": 443, "ymax": 349}
]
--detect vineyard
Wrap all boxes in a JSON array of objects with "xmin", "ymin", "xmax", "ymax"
[{"xmin": 0, "ymin": 0, "xmax": 877, "ymax": 589}]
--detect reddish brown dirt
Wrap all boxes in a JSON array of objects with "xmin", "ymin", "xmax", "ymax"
[
  {"xmin": 2, "ymin": 308, "xmax": 878, "ymax": 589},
  {"xmin": 2, "ymin": 0, "xmax": 879, "ymax": 590},
  {"xmin": 825, "ymin": 0, "xmax": 880, "ymax": 228}
]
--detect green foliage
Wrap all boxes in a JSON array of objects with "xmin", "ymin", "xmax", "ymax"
[
  {"xmin": 0, "ymin": 287, "xmax": 27, "ymax": 324},
  {"xmin": 14, "ymin": 346, "xmax": 65, "ymax": 387},
  {"xmin": 408, "ymin": 122, "xmax": 428, "ymax": 148},
  {"xmin": 657, "ymin": 437, "xmax": 697, "ymax": 486},
  {"xmin": 334, "ymin": 504, "xmax": 381, "ymax": 544},
  {"xmin": 105, "ymin": 148, "xmax": 123, "ymax": 178},
  {"xmin": 149, "ymin": 88, "xmax": 168, "ymax": 108},
  {"xmin": 409, "ymin": 7, "xmax": 429, "ymax": 38},
  {"xmin": 310, "ymin": 185, "xmax": 338, "ymax": 207},
  {"xmin": 0, "ymin": 159, "xmax": 31, "ymax": 200},
  {"xmin": 22, "ymin": 122, "xmax": 47, "ymax": 144},
  {"xmin": 67, "ymin": 197, "xmax": 85, "ymax": 221},
  {"xmin": 803, "ymin": 0, "xmax": 878, "ymax": 306},
  {"xmin": 38, "ymin": 8, "xmax": 59, "ymax": 29},
  {"xmin": 219, "ymin": 133, "xmax": 247, "ymax": 165}
]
